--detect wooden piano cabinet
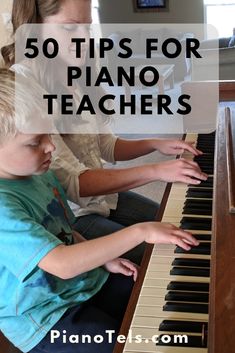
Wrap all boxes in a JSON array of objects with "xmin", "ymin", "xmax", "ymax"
[
  {"xmin": 219, "ymin": 81, "xmax": 235, "ymax": 101},
  {"xmin": 209, "ymin": 107, "xmax": 235, "ymax": 353},
  {"xmin": 114, "ymin": 83, "xmax": 235, "ymax": 353},
  {"xmin": 0, "ymin": 331, "xmax": 21, "ymax": 353}
]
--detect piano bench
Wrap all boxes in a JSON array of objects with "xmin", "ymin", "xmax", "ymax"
[{"xmin": 0, "ymin": 331, "xmax": 21, "ymax": 353}]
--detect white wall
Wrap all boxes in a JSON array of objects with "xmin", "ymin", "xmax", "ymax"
[
  {"xmin": 0, "ymin": 0, "xmax": 205, "ymax": 64},
  {"xmin": 99, "ymin": 0, "xmax": 204, "ymax": 24}
]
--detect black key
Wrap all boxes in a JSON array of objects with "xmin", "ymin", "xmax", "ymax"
[
  {"xmin": 196, "ymin": 137, "xmax": 215, "ymax": 142},
  {"xmin": 193, "ymin": 233, "xmax": 211, "ymax": 241},
  {"xmin": 196, "ymin": 141, "xmax": 215, "ymax": 147},
  {"xmin": 187, "ymin": 187, "xmax": 213, "ymax": 195},
  {"xmin": 196, "ymin": 144, "xmax": 214, "ymax": 148},
  {"xmin": 186, "ymin": 188, "xmax": 213, "ymax": 198},
  {"xmin": 186, "ymin": 187, "xmax": 213, "ymax": 199},
  {"xmin": 165, "ymin": 291, "xmax": 209, "ymax": 303},
  {"xmin": 184, "ymin": 202, "xmax": 212, "ymax": 209},
  {"xmin": 183, "ymin": 207, "xmax": 212, "ymax": 215},
  {"xmin": 194, "ymin": 157, "xmax": 214, "ymax": 162},
  {"xmin": 183, "ymin": 205, "xmax": 212, "ymax": 212},
  {"xmin": 197, "ymin": 138, "xmax": 214, "ymax": 143},
  {"xmin": 180, "ymin": 217, "xmax": 212, "ymax": 230},
  {"xmin": 197, "ymin": 141, "xmax": 215, "ymax": 145},
  {"xmin": 172, "ymin": 258, "xmax": 210, "ymax": 267},
  {"xmin": 196, "ymin": 144, "xmax": 214, "ymax": 149},
  {"xmin": 200, "ymin": 167, "xmax": 214, "ymax": 174},
  {"xmin": 197, "ymin": 132, "xmax": 215, "ymax": 137},
  {"xmin": 186, "ymin": 190, "xmax": 213, "ymax": 199},
  {"xmin": 163, "ymin": 302, "xmax": 208, "ymax": 314},
  {"xmin": 170, "ymin": 267, "xmax": 210, "ymax": 277},
  {"xmin": 175, "ymin": 242, "xmax": 211, "ymax": 255},
  {"xmin": 194, "ymin": 155, "xmax": 214, "ymax": 162},
  {"xmin": 159, "ymin": 320, "xmax": 208, "ymax": 333},
  {"xmin": 196, "ymin": 147, "xmax": 214, "ymax": 154},
  {"xmin": 198, "ymin": 157, "xmax": 214, "ymax": 164},
  {"xmin": 198, "ymin": 130, "xmax": 215, "ymax": 136},
  {"xmin": 195, "ymin": 160, "xmax": 213, "ymax": 167},
  {"xmin": 192, "ymin": 177, "xmax": 214, "ymax": 188},
  {"xmin": 196, "ymin": 166, "xmax": 214, "ymax": 173},
  {"xmin": 156, "ymin": 334, "xmax": 207, "ymax": 347},
  {"xmin": 184, "ymin": 199, "xmax": 212, "ymax": 208},
  {"xmin": 197, "ymin": 166, "xmax": 214, "ymax": 174},
  {"xmin": 167, "ymin": 281, "xmax": 209, "ymax": 292},
  {"xmin": 197, "ymin": 141, "xmax": 214, "ymax": 147},
  {"xmin": 197, "ymin": 141, "xmax": 214, "ymax": 146},
  {"xmin": 183, "ymin": 204, "xmax": 212, "ymax": 211},
  {"xmin": 184, "ymin": 201, "xmax": 212, "ymax": 209}
]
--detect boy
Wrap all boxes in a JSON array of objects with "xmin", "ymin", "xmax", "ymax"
[{"xmin": 0, "ymin": 69, "xmax": 199, "ymax": 353}]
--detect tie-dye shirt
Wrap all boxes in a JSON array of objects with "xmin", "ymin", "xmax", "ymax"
[{"xmin": 0, "ymin": 171, "xmax": 108, "ymax": 352}]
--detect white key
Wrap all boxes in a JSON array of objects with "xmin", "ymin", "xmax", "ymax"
[
  {"xmin": 138, "ymin": 295, "xmax": 208, "ymax": 306},
  {"xmin": 124, "ymin": 339, "xmax": 207, "ymax": 353},
  {"xmin": 131, "ymin": 316, "xmax": 208, "ymax": 329},
  {"xmin": 134, "ymin": 305, "xmax": 208, "ymax": 321},
  {"xmin": 141, "ymin": 287, "xmax": 209, "ymax": 298},
  {"xmin": 143, "ymin": 272, "xmax": 210, "ymax": 283}
]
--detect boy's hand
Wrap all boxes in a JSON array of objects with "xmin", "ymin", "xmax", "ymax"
[
  {"xmin": 155, "ymin": 139, "xmax": 203, "ymax": 156},
  {"xmin": 144, "ymin": 222, "xmax": 199, "ymax": 251},
  {"xmin": 104, "ymin": 258, "xmax": 139, "ymax": 281}
]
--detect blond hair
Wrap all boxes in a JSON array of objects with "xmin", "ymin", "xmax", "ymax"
[
  {"xmin": 0, "ymin": 69, "xmax": 17, "ymax": 141},
  {"xmin": 0, "ymin": 68, "xmax": 55, "ymax": 143}
]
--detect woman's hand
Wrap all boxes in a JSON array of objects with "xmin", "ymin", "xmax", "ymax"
[
  {"xmin": 155, "ymin": 139, "xmax": 203, "ymax": 156},
  {"xmin": 154, "ymin": 158, "xmax": 208, "ymax": 185},
  {"xmin": 104, "ymin": 258, "xmax": 139, "ymax": 281}
]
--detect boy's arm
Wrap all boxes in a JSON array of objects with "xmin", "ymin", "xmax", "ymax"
[
  {"xmin": 38, "ymin": 222, "xmax": 199, "ymax": 280},
  {"xmin": 72, "ymin": 229, "xmax": 139, "ymax": 281}
]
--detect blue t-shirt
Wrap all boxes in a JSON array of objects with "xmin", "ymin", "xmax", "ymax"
[{"xmin": 0, "ymin": 171, "xmax": 108, "ymax": 352}]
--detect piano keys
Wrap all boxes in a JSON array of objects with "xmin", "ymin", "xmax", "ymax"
[
  {"xmin": 114, "ymin": 131, "xmax": 214, "ymax": 353},
  {"xmin": 114, "ymin": 105, "xmax": 235, "ymax": 353}
]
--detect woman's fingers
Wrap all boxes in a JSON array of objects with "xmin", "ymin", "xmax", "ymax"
[{"xmin": 179, "ymin": 141, "xmax": 203, "ymax": 156}]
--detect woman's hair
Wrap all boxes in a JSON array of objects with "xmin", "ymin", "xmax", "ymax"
[
  {"xmin": 1, "ymin": 0, "xmax": 61, "ymax": 67},
  {"xmin": 1, "ymin": 0, "xmax": 108, "ymax": 124}
]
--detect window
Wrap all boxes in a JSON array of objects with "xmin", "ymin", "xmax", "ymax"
[
  {"xmin": 92, "ymin": 0, "xmax": 100, "ymax": 23},
  {"xmin": 204, "ymin": 0, "xmax": 235, "ymax": 38},
  {"xmin": 91, "ymin": 0, "xmax": 101, "ymax": 40}
]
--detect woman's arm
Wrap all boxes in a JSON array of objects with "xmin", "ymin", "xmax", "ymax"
[
  {"xmin": 51, "ymin": 134, "xmax": 207, "ymax": 199},
  {"xmin": 114, "ymin": 137, "xmax": 202, "ymax": 161},
  {"xmin": 79, "ymin": 158, "xmax": 207, "ymax": 196}
]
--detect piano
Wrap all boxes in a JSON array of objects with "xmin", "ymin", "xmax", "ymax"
[
  {"xmin": 114, "ymin": 82, "xmax": 235, "ymax": 353},
  {"xmin": 0, "ymin": 83, "xmax": 235, "ymax": 353}
]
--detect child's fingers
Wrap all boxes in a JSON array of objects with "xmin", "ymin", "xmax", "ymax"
[
  {"xmin": 119, "ymin": 259, "xmax": 139, "ymax": 281},
  {"xmin": 169, "ymin": 233, "xmax": 200, "ymax": 251},
  {"xmin": 172, "ymin": 229, "xmax": 200, "ymax": 246}
]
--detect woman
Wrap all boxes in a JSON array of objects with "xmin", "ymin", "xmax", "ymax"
[{"xmin": 1, "ymin": 0, "xmax": 207, "ymax": 265}]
